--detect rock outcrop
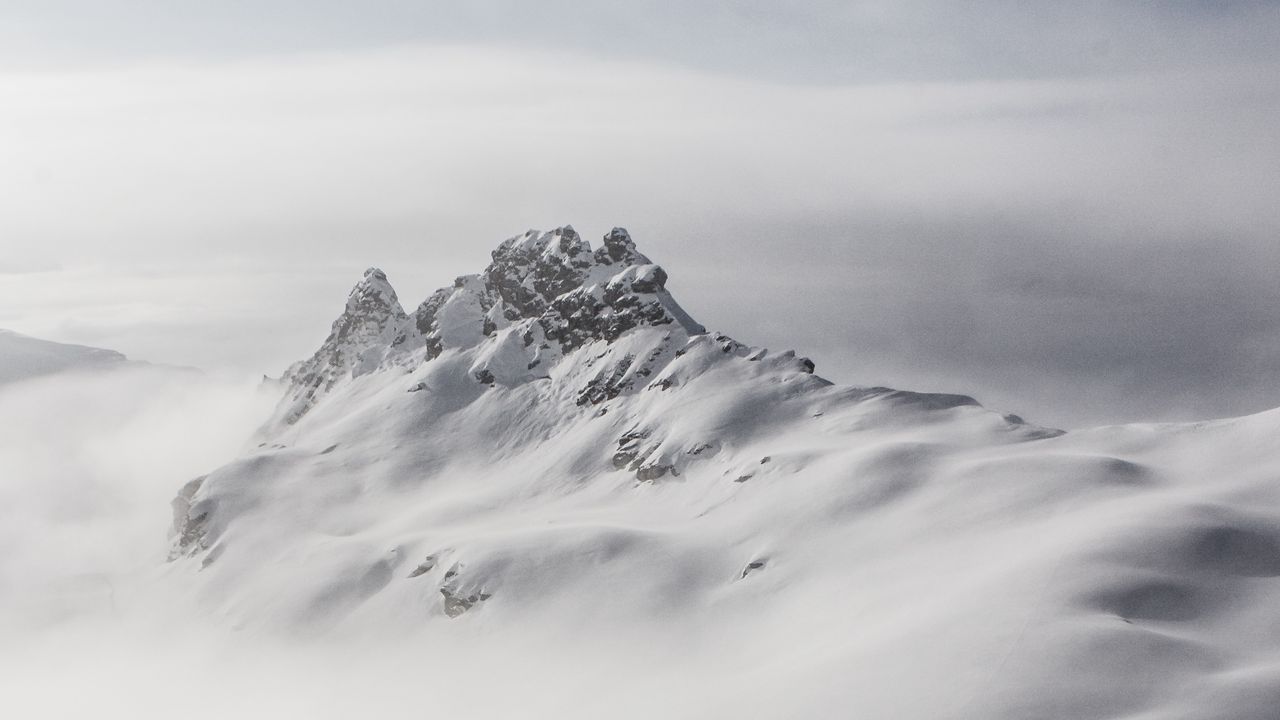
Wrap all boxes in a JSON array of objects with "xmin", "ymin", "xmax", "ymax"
[{"xmin": 273, "ymin": 226, "xmax": 711, "ymax": 426}]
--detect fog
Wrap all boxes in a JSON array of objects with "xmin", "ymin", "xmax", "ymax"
[
  {"xmin": 2, "ymin": 43, "xmax": 1278, "ymax": 426},
  {"xmin": 3, "ymin": 6, "xmax": 1279, "ymax": 716},
  {"xmin": 0, "ymin": 366, "xmax": 276, "ymax": 627},
  {"xmin": 0, "ymin": 367, "xmax": 753, "ymax": 720}
]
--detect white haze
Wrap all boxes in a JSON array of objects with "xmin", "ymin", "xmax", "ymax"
[
  {"xmin": 5, "ymin": 6, "xmax": 1280, "ymax": 717},
  {"xmin": 0, "ymin": 367, "xmax": 276, "ymax": 625},
  {"xmin": 0, "ymin": 368, "xmax": 469, "ymax": 720},
  {"xmin": 2, "ymin": 45, "xmax": 1278, "ymax": 426},
  {"xmin": 10, "ymin": 317, "xmax": 1280, "ymax": 718},
  {"xmin": 0, "ymin": 366, "xmax": 759, "ymax": 718},
  {"xmin": 3, "ymin": 246, "xmax": 1280, "ymax": 717}
]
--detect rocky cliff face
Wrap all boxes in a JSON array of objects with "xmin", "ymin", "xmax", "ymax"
[
  {"xmin": 279, "ymin": 268, "xmax": 414, "ymax": 423},
  {"xmin": 275, "ymin": 226, "xmax": 716, "ymax": 426}
]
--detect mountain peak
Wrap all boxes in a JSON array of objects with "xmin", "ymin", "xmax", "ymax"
[
  {"xmin": 348, "ymin": 267, "xmax": 403, "ymax": 315},
  {"xmin": 275, "ymin": 227, "xmax": 741, "ymax": 424},
  {"xmin": 494, "ymin": 225, "xmax": 585, "ymax": 259},
  {"xmin": 276, "ymin": 267, "xmax": 411, "ymax": 422},
  {"xmin": 175, "ymin": 225, "xmax": 1064, "ymax": 653},
  {"xmin": 597, "ymin": 226, "xmax": 646, "ymax": 265}
]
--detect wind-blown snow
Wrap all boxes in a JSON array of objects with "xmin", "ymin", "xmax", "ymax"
[{"xmin": 6, "ymin": 228, "xmax": 1280, "ymax": 720}]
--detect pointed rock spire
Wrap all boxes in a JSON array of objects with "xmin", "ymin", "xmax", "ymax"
[
  {"xmin": 334, "ymin": 267, "xmax": 409, "ymax": 351},
  {"xmin": 595, "ymin": 227, "xmax": 648, "ymax": 265},
  {"xmin": 276, "ymin": 267, "xmax": 416, "ymax": 423}
]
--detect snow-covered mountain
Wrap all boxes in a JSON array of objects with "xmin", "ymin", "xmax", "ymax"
[
  {"xmin": 0, "ymin": 329, "xmax": 128, "ymax": 384},
  {"xmin": 166, "ymin": 227, "xmax": 1280, "ymax": 719}
]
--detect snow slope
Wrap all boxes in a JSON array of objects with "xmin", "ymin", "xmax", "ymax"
[
  {"xmin": 0, "ymin": 329, "xmax": 128, "ymax": 384},
  {"xmin": 14, "ymin": 227, "xmax": 1280, "ymax": 719}
]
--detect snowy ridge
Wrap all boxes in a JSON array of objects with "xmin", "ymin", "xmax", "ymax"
[
  {"xmin": 162, "ymin": 227, "xmax": 1280, "ymax": 719},
  {"xmin": 179, "ymin": 224, "xmax": 1049, "ymax": 584},
  {"xmin": 0, "ymin": 329, "xmax": 128, "ymax": 384}
]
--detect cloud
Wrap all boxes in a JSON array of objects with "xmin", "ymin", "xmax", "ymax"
[
  {"xmin": 677, "ymin": 210, "xmax": 1280, "ymax": 428},
  {"xmin": 0, "ymin": 38, "xmax": 1276, "ymax": 425},
  {"xmin": 0, "ymin": 365, "xmax": 276, "ymax": 630},
  {"xmin": 0, "ymin": 265, "xmax": 368, "ymax": 374},
  {"xmin": 3, "ymin": 2, "xmax": 1279, "ymax": 83},
  {"xmin": 0, "ymin": 366, "xmax": 716, "ymax": 720}
]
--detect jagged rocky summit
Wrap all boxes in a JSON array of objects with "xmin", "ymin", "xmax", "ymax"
[{"xmin": 278, "ymin": 226, "xmax": 753, "ymax": 425}]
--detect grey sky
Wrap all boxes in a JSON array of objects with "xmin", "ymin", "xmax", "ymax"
[
  {"xmin": 4, "ymin": 2, "xmax": 1279, "ymax": 81},
  {"xmin": 1, "ymin": 2, "xmax": 1278, "ymax": 427}
]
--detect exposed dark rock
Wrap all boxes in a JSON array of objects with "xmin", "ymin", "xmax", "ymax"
[
  {"xmin": 412, "ymin": 287, "xmax": 453, "ymax": 336},
  {"xmin": 407, "ymin": 556, "xmax": 436, "ymax": 578},
  {"xmin": 437, "ymin": 561, "xmax": 489, "ymax": 617},
  {"xmin": 542, "ymin": 286, "xmax": 672, "ymax": 352},
  {"xmin": 170, "ymin": 475, "xmax": 209, "ymax": 558},
  {"xmin": 484, "ymin": 226, "xmax": 593, "ymax": 320},
  {"xmin": 594, "ymin": 227, "xmax": 644, "ymax": 265},
  {"xmin": 741, "ymin": 560, "xmax": 767, "ymax": 578},
  {"xmin": 649, "ymin": 377, "xmax": 677, "ymax": 391},
  {"xmin": 577, "ymin": 354, "xmax": 636, "ymax": 406},
  {"xmin": 440, "ymin": 588, "xmax": 476, "ymax": 618},
  {"xmin": 274, "ymin": 227, "xmax": 713, "ymax": 425},
  {"xmin": 280, "ymin": 267, "xmax": 412, "ymax": 423},
  {"xmin": 636, "ymin": 464, "xmax": 674, "ymax": 482},
  {"xmin": 424, "ymin": 335, "xmax": 444, "ymax": 361},
  {"xmin": 199, "ymin": 544, "xmax": 223, "ymax": 570},
  {"xmin": 629, "ymin": 265, "xmax": 668, "ymax": 294},
  {"xmin": 617, "ymin": 429, "xmax": 649, "ymax": 448}
]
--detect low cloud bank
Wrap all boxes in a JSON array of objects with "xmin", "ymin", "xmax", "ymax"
[{"xmin": 0, "ymin": 366, "xmax": 276, "ymax": 630}]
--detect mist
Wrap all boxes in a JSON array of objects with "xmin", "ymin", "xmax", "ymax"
[
  {"xmin": 6, "ymin": 5, "xmax": 1280, "ymax": 718},
  {"xmin": 0, "ymin": 366, "xmax": 276, "ymax": 628},
  {"xmin": 0, "ymin": 367, "xmax": 729, "ymax": 720},
  {"xmin": 2, "ymin": 44, "xmax": 1278, "ymax": 426},
  {"xmin": 0, "ymin": 367, "xmax": 779, "ymax": 720}
]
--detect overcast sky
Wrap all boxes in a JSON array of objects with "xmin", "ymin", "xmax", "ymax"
[{"xmin": 1, "ymin": 1, "xmax": 1278, "ymax": 428}]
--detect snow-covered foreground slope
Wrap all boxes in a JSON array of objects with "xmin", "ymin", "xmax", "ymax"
[
  {"xmin": 6, "ymin": 228, "xmax": 1280, "ymax": 719},
  {"xmin": 0, "ymin": 329, "xmax": 128, "ymax": 384}
]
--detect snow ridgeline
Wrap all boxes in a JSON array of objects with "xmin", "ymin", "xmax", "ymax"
[
  {"xmin": 173, "ymin": 223, "xmax": 1051, "ymax": 615},
  {"xmin": 0, "ymin": 329, "xmax": 129, "ymax": 384},
  {"xmin": 163, "ymin": 226, "xmax": 1280, "ymax": 719}
]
